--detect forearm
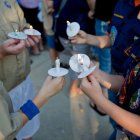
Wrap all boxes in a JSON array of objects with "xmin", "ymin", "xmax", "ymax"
[
  {"xmin": 94, "ymin": 96, "xmax": 140, "ymax": 136},
  {"xmin": 94, "ymin": 69, "xmax": 124, "ymax": 92},
  {"xmin": 87, "ymin": 0, "xmax": 96, "ymax": 12},
  {"xmin": 21, "ymin": 91, "xmax": 50, "ymax": 125},
  {"xmin": 86, "ymin": 34, "xmax": 111, "ymax": 48}
]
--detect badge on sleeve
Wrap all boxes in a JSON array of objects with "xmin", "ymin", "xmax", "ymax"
[
  {"xmin": 110, "ymin": 26, "xmax": 118, "ymax": 45},
  {"xmin": 4, "ymin": 1, "xmax": 11, "ymax": 8}
]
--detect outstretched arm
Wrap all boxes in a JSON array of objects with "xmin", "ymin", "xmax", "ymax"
[
  {"xmin": 70, "ymin": 30, "xmax": 112, "ymax": 48},
  {"xmin": 92, "ymin": 68, "xmax": 124, "ymax": 92},
  {"xmin": 80, "ymin": 76, "xmax": 140, "ymax": 137},
  {"xmin": 0, "ymin": 76, "xmax": 64, "ymax": 139}
]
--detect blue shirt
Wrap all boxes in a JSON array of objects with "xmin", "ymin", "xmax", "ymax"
[{"xmin": 109, "ymin": 0, "xmax": 140, "ymax": 74}]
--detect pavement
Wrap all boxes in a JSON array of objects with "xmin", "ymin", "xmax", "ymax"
[{"xmin": 30, "ymin": 49, "xmax": 113, "ymax": 140}]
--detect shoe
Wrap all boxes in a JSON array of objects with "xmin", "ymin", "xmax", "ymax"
[{"xmin": 89, "ymin": 103, "xmax": 106, "ymax": 116}]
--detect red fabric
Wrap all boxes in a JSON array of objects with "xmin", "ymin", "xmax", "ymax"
[{"xmin": 134, "ymin": 0, "xmax": 140, "ymax": 7}]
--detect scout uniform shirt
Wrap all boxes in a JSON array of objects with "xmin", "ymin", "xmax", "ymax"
[
  {"xmin": 0, "ymin": 0, "xmax": 31, "ymax": 139},
  {"xmin": 117, "ymin": 47, "xmax": 140, "ymax": 139},
  {"xmin": 109, "ymin": 0, "xmax": 140, "ymax": 74},
  {"xmin": 0, "ymin": 0, "xmax": 31, "ymax": 92}
]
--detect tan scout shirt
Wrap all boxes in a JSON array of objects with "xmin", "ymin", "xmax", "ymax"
[
  {"xmin": 0, "ymin": 81, "xmax": 22, "ymax": 140},
  {"xmin": 0, "ymin": 0, "xmax": 31, "ymax": 139},
  {"xmin": 42, "ymin": 0, "xmax": 54, "ymax": 35},
  {"xmin": 0, "ymin": 0, "xmax": 31, "ymax": 92}
]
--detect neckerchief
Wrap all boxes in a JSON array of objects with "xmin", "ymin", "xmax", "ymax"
[{"xmin": 119, "ymin": 62, "xmax": 140, "ymax": 107}]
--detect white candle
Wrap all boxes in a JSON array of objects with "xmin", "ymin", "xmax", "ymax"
[
  {"xmin": 55, "ymin": 58, "xmax": 60, "ymax": 72},
  {"xmin": 66, "ymin": 21, "xmax": 72, "ymax": 31},
  {"xmin": 30, "ymin": 25, "xmax": 34, "ymax": 34},
  {"xmin": 15, "ymin": 29, "xmax": 18, "ymax": 36},
  {"xmin": 78, "ymin": 54, "xmax": 88, "ymax": 71}
]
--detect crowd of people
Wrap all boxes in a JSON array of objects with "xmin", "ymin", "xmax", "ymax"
[{"xmin": 0, "ymin": 0, "xmax": 140, "ymax": 140}]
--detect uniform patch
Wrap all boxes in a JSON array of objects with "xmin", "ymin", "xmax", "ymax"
[
  {"xmin": 110, "ymin": 26, "xmax": 118, "ymax": 45},
  {"xmin": 4, "ymin": 1, "xmax": 11, "ymax": 8}
]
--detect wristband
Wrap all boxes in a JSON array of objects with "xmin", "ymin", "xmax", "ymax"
[{"xmin": 20, "ymin": 100, "xmax": 40, "ymax": 120}]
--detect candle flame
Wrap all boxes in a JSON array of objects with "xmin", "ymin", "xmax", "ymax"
[
  {"xmin": 30, "ymin": 25, "xmax": 33, "ymax": 29},
  {"xmin": 78, "ymin": 54, "xmax": 83, "ymax": 65},
  {"xmin": 66, "ymin": 21, "xmax": 71, "ymax": 26}
]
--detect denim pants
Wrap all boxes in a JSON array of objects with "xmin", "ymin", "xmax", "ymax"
[{"xmin": 91, "ymin": 19, "xmax": 111, "ymax": 73}]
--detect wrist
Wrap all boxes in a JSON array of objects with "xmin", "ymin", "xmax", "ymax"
[
  {"xmin": 33, "ymin": 91, "xmax": 50, "ymax": 108},
  {"xmin": 20, "ymin": 100, "xmax": 40, "ymax": 120}
]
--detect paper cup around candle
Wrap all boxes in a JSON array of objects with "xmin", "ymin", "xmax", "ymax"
[
  {"xmin": 24, "ymin": 29, "xmax": 41, "ymax": 36},
  {"xmin": 78, "ymin": 66, "xmax": 96, "ymax": 79},
  {"xmin": 48, "ymin": 68, "xmax": 68, "ymax": 77},
  {"xmin": 8, "ymin": 32, "xmax": 27, "ymax": 40},
  {"xmin": 66, "ymin": 22, "xmax": 80, "ymax": 37},
  {"xmin": 69, "ymin": 54, "xmax": 90, "ymax": 73}
]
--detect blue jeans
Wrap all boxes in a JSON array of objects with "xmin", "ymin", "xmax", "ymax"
[
  {"xmin": 92, "ymin": 19, "xmax": 117, "ymax": 140},
  {"xmin": 91, "ymin": 19, "xmax": 111, "ymax": 73}
]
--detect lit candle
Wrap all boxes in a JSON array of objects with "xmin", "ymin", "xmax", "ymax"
[
  {"xmin": 30, "ymin": 25, "xmax": 33, "ymax": 29},
  {"xmin": 66, "ymin": 20, "xmax": 72, "ymax": 31},
  {"xmin": 15, "ymin": 29, "xmax": 18, "ymax": 36},
  {"xmin": 30, "ymin": 25, "xmax": 34, "ymax": 34},
  {"xmin": 78, "ymin": 54, "xmax": 88, "ymax": 71},
  {"xmin": 55, "ymin": 57, "xmax": 60, "ymax": 72}
]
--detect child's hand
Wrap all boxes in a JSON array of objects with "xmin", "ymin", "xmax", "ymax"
[
  {"xmin": 80, "ymin": 75, "xmax": 102, "ymax": 99},
  {"xmin": 88, "ymin": 10, "xmax": 94, "ymax": 19}
]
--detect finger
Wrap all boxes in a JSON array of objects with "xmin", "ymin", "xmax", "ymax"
[
  {"xmin": 46, "ymin": 76, "xmax": 53, "ymax": 82},
  {"xmin": 96, "ymin": 78, "xmax": 111, "ymax": 89},
  {"xmin": 12, "ymin": 40, "xmax": 26, "ymax": 51},
  {"xmin": 27, "ymin": 37, "xmax": 35, "ymax": 46},
  {"xmin": 88, "ymin": 75, "xmax": 98, "ymax": 84},
  {"xmin": 6, "ymin": 38, "xmax": 20, "ymax": 45},
  {"xmin": 30, "ymin": 36, "xmax": 40, "ymax": 43}
]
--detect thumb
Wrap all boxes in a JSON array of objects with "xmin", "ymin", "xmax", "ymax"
[{"xmin": 88, "ymin": 75, "xmax": 99, "ymax": 85}]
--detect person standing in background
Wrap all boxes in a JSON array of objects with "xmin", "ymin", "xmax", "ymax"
[
  {"xmin": 17, "ymin": 0, "xmax": 45, "ymax": 55},
  {"xmin": 42, "ymin": 0, "xmax": 59, "ymax": 66},
  {"xmin": 54, "ymin": 0, "xmax": 93, "ymax": 97}
]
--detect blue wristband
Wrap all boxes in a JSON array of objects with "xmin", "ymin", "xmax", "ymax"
[{"xmin": 20, "ymin": 100, "xmax": 40, "ymax": 120}]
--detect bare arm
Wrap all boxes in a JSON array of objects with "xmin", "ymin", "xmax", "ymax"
[
  {"xmin": 80, "ymin": 76, "xmax": 140, "ymax": 137},
  {"xmin": 22, "ymin": 76, "xmax": 64, "ymax": 125},
  {"xmin": 86, "ymin": 0, "xmax": 96, "ymax": 19},
  {"xmin": 0, "ymin": 76, "xmax": 64, "ymax": 139},
  {"xmin": 71, "ymin": 30, "xmax": 112, "ymax": 48},
  {"xmin": 92, "ymin": 68, "xmax": 124, "ymax": 92}
]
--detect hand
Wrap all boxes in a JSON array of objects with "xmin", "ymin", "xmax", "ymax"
[
  {"xmin": 25, "ymin": 35, "xmax": 41, "ymax": 47},
  {"xmin": 88, "ymin": 10, "xmax": 94, "ymax": 19},
  {"xmin": 70, "ymin": 30, "xmax": 88, "ymax": 44},
  {"xmin": 46, "ymin": 0, "xmax": 54, "ymax": 14},
  {"xmin": 47, "ymin": 8, "xmax": 54, "ymax": 15},
  {"xmin": 0, "ymin": 38, "xmax": 26, "ymax": 58},
  {"xmin": 34, "ymin": 76, "xmax": 65, "ymax": 108},
  {"xmin": 80, "ymin": 75, "xmax": 103, "ymax": 99},
  {"xmin": 40, "ymin": 76, "xmax": 65, "ymax": 98}
]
